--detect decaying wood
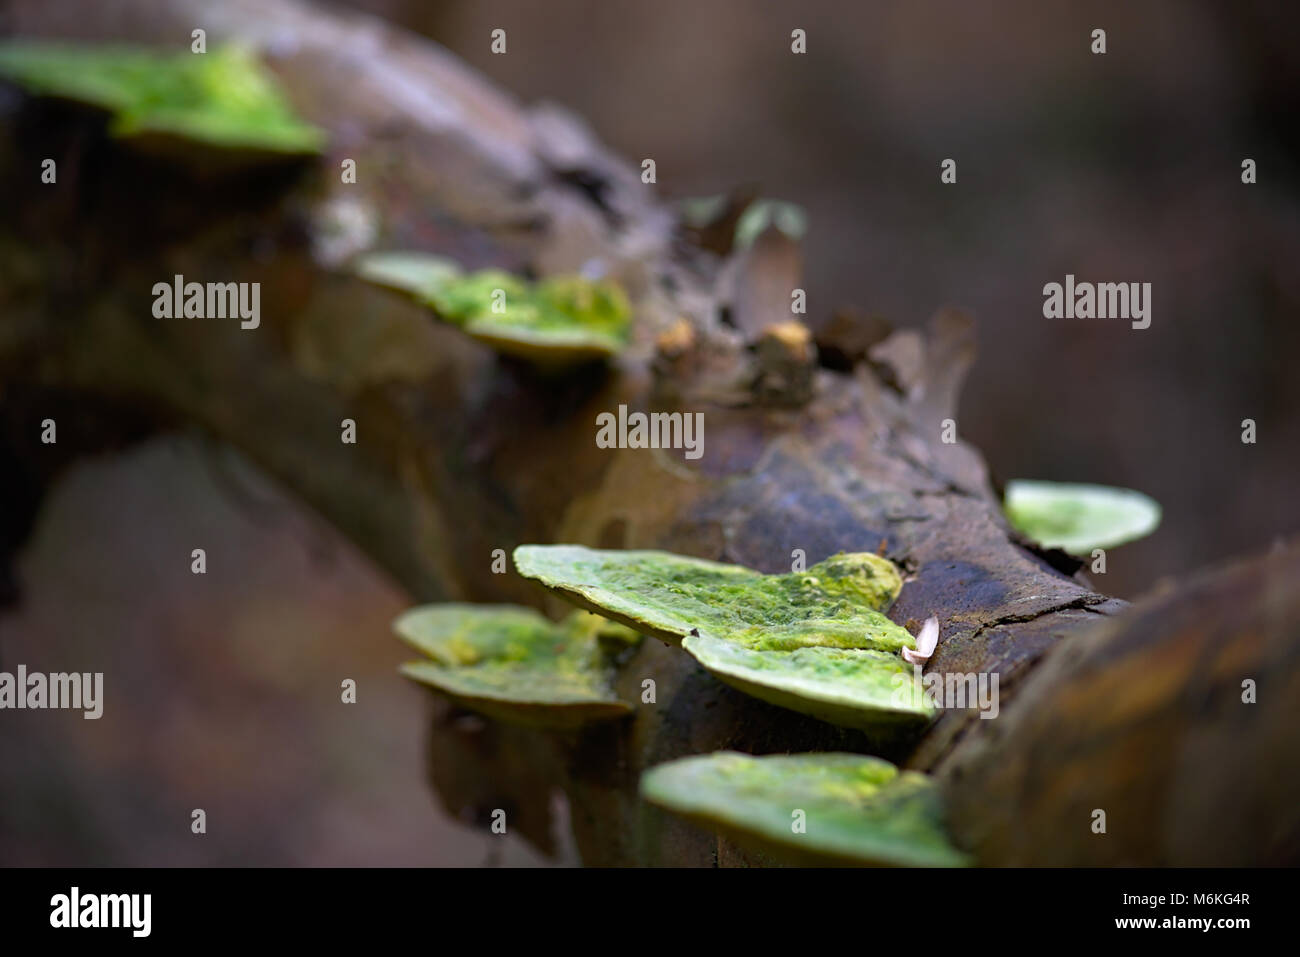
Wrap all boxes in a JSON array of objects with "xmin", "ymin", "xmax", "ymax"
[
  {"xmin": 2, "ymin": 0, "xmax": 1293, "ymax": 865},
  {"xmin": 941, "ymin": 544, "xmax": 1300, "ymax": 865}
]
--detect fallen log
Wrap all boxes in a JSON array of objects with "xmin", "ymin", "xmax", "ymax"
[{"xmin": 1, "ymin": 0, "xmax": 1290, "ymax": 866}]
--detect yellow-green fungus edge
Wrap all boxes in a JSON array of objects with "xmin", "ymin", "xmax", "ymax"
[
  {"xmin": 352, "ymin": 252, "xmax": 632, "ymax": 364},
  {"xmin": 1004, "ymin": 479, "xmax": 1161, "ymax": 555},
  {"xmin": 0, "ymin": 42, "xmax": 325, "ymax": 154},
  {"xmin": 512, "ymin": 545, "xmax": 933, "ymax": 731},
  {"xmin": 640, "ymin": 751, "xmax": 971, "ymax": 867},
  {"xmin": 393, "ymin": 603, "xmax": 640, "ymax": 729}
]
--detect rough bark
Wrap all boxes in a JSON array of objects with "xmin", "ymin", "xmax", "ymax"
[
  {"xmin": 2, "ymin": 0, "xmax": 1293, "ymax": 866},
  {"xmin": 941, "ymin": 544, "xmax": 1300, "ymax": 866}
]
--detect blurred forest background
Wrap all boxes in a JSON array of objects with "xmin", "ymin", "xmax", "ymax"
[{"xmin": 1, "ymin": 0, "xmax": 1297, "ymax": 865}]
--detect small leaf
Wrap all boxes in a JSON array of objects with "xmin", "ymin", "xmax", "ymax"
[
  {"xmin": 0, "ymin": 42, "xmax": 325, "ymax": 154},
  {"xmin": 1004, "ymin": 480, "xmax": 1161, "ymax": 555},
  {"xmin": 640, "ymin": 752, "xmax": 970, "ymax": 867},
  {"xmin": 734, "ymin": 199, "xmax": 807, "ymax": 248},
  {"xmin": 394, "ymin": 604, "xmax": 639, "ymax": 728},
  {"xmin": 677, "ymin": 195, "xmax": 807, "ymax": 249}
]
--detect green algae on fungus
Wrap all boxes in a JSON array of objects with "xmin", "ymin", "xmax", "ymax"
[
  {"xmin": 0, "ymin": 43, "xmax": 325, "ymax": 154},
  {"xmin": 513, "ymin": 545, "xmax": 906, "ymax": 650},
  {"xmin": 681, "ymin": 634, "xmax": 933, "ymax": 732},
  {"xmin": 513, "ymin": 545, "xmax": 931, "ymax": 731},
  {"xmin": 1004, "ymin": 480, "xmax": 1161, "ymax": 555},
  {"xmin": 352, "ymin": 252, "xmax": 632, "ymax": 364},
  {"xmin": 394, "ymin": 604, "xmax": 640, "ymax": 728},
  {"xmin": 640, "ymin": 752, "xmax": 970, "ymax": 867}
]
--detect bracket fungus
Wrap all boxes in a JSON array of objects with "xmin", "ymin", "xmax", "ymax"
[
  {"xmin": 0, "ymin": 42, "xmax": 325, "ymax": 155},
  {"xmin": 513, "ymin": 545, "xmax": 934, "ymax": 732},
  {"xmin": 393, "ymin": 604, "xmax": 641, "ymax": 729},
  {"xmin": 353, "ymin": 252, "xmax": 632, "ymax": 365},
  {"xmin": 681, "ymin": 635, "xmax": 933, "ymax": 733},
  {"xmin": 1004, "ymin": 480, "xmax": 1161, "ymax": 555},
  {"xmin": 640, "ymin": 752, "xmax": 970, "ymax": 867},
  {"xmin": 353, "ymin": 251, "xmax": 462, "ymax": 299}
]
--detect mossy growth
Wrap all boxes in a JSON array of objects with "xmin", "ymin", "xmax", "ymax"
[
  {"xmin": 353, "ymin": 252, "xmax": 632, "ymax": 364},
  {"xmin": 682, "ymin": 635, "xmax": 932, "ymax": 732},
  {"xmin": 513, "ymin": 545, "xmax": 932, "ymax": 731},
  {"xmin": 640, "ymin": 751, "xmax": 970, "ymax": 867},
  {"xmin": 513, "ymin": 546, "xmax": 905, "ymax": 649},
  {"xmin": 1004, "ymin": 480, "xmax": 1161, "ymax": 555},
  {"xmin": 0, "ymin": 42, "xmax": 325, "ymax": 154},
  {"xmin": 394, "ymin": 604, "xmax": 641, "ymax": 729}
]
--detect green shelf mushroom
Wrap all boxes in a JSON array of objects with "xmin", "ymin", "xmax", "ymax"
[
  {"xmin": 513, "ymin": 546, "xmax": 905, "ymax": 649},
  {"xmin": 641, "ymin": 752, "xmax": 970, "ymax": 867},
  {"xmin": 353, "ymin": 252, "xmax": 632, "ymax": 364},
  {"xmin": 394, "ymin": 604, "xmax": 640, "ymax": 729},
  {"xmin": 353, "ymin": 251, "xmax": 462, "ymax": 299},
  {"xmin": 682, "ymin": 635, "xmax": 932, "ymax": 732},
  {"xmin": 1004, "ymin": 480, "xmax": 1161, "ymax": 555},
  {"xmin": 513, "ymin": 545, "xmax": 933, "ymax": 732},
  {"xmin": 0, "ymin": 42, "xmax": 325, "ymax": 154}
]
